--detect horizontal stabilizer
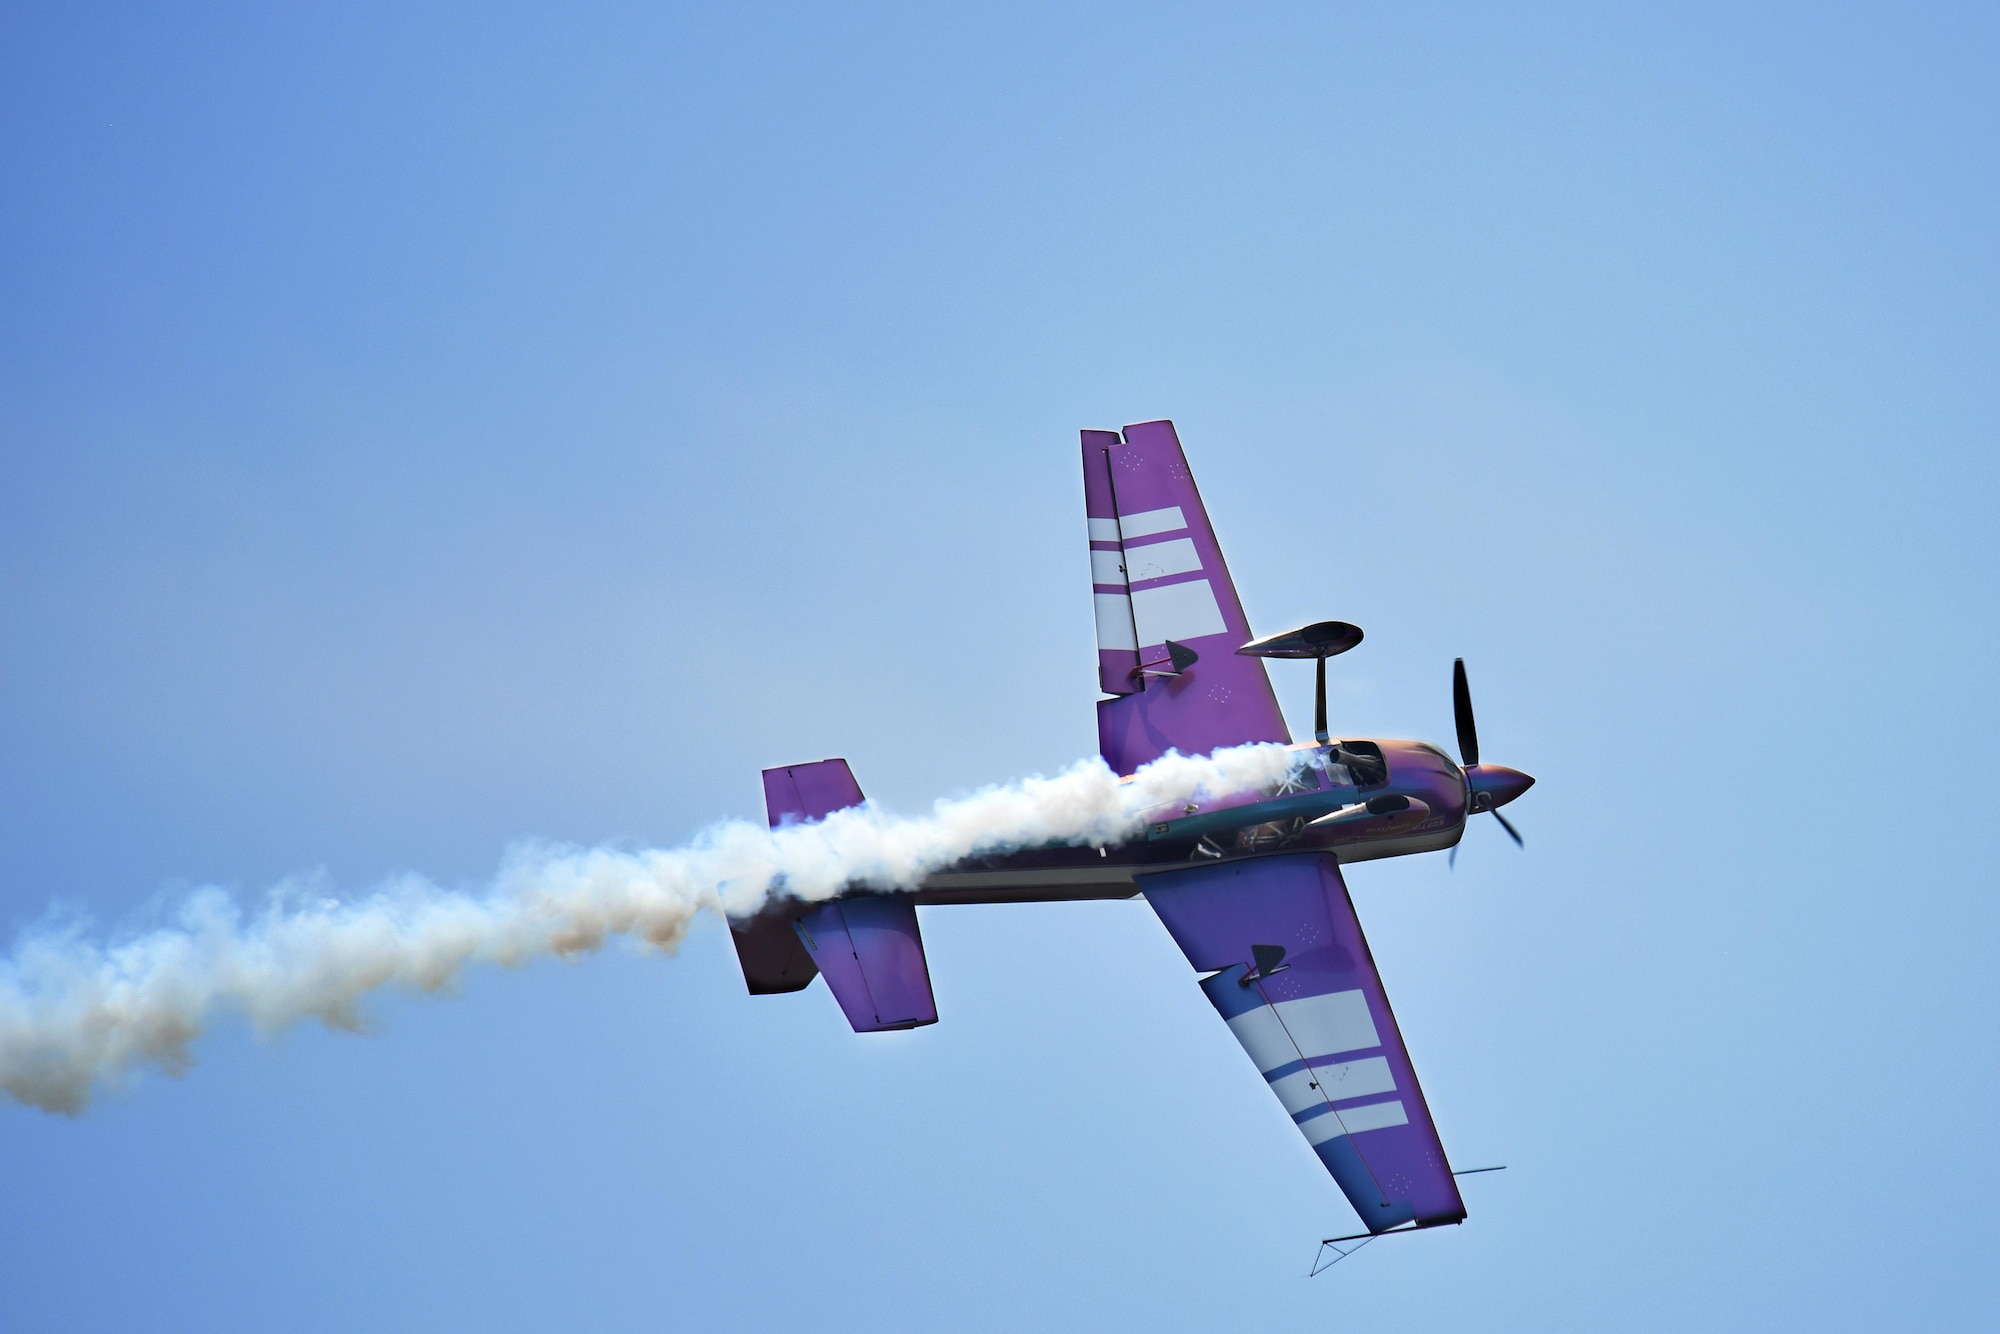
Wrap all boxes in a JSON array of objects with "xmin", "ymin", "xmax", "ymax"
[{"xmin": 795, "ymin": 896, "xmax": 938, "ymax": 1032}]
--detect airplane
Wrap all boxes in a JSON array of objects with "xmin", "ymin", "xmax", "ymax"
[{"xmin": 729, "ymin": 418, "xmax": 1534, "ymax": 1246}]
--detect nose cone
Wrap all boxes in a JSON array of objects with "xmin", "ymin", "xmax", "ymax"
[{"xmin": 1466, "ymin": 764, "xmax": 1535, "ymax": 810}]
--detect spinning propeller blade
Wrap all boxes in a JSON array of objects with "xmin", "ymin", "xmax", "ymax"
[
  {"xmin": 1453, "ymin": 658, "xmax": 1478, "ymax": 767},
  {"xmin": 1453, "ymin": 657, "xmax": 1528, "ymax": 856}
]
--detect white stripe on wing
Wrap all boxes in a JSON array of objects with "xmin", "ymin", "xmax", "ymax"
[
  {"xmin": 1268, "ymin": 1056, "xmax": 1396, "ymax": 1114},
  {"xmin": 1093, "ymin": 593, "xmax": 1139, "ymax": 652},
  {"xmin": 1122, "ymin": 537, "xmax": 1202, "ymax": 583},
  {"xmin": 1223, "ymin": 989, "xmax": 1382, "ymax": 1074},
  {"xmin": 1302, "ymin": 1099, "xmax": 1409, "ymax": 1144},
  {"xmin": 1089, "ymin": 548, "xmax": 1128, "ymax": 586},
  {"xmin": 1130, "ymin": 578, "xmax": 1227, "ymax": 646},
  {"xmin": 1117, "ymin": 506, "xmax": 1188, "ymax": 540}
]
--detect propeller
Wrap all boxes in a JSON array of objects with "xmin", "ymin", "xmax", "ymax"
[
  {"xmin": 1452, "ymin": 657, "xmax": 1479, "ymax": 767},
  {"xmin": 1451, "ymin": 657, "xmax": 1529, "ymax": 863}
]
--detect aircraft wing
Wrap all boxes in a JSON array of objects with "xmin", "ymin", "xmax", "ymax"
[
  {"xmin": 1141, "ymin": 852, "xmax": 1466, "ymax": 1233},
  {"xmin": 1082, "ymin": 420, "xmax": 1289, "ymax": 773}
]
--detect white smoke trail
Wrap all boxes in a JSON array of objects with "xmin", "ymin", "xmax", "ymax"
[{"xmin": 0, "ymin": 743, "xmax": 1297, "ymax": 1115}]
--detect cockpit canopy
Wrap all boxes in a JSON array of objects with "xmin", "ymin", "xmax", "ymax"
[{"xmin": 1328, "ymin": 739, "xmax": 1389, "ymax": 788}]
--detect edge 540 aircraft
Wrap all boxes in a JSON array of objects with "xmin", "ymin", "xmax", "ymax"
[{"xmin": 728, "ymin": 419, "xmax": 1534, "ymax": 1248}]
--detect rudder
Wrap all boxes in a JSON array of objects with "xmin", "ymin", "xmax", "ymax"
[{"xmin": 728, "ymin": 757, "xmax": 872, "ymax": 997}]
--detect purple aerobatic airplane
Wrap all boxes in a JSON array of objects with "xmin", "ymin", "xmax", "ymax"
[{"xmin": 731, "ymin": 419, "xmax": 1534, "ymax": 1246}]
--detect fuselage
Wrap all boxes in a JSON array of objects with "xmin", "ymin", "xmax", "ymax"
[{"xmin": 915, "ymin": 737, "xmax": 1519, "ymax": 905}]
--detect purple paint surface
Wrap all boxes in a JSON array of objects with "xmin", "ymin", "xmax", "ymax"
[
  {"xmin": 796, "ymin": 897, "xmax": 938, "ymax": 1032},
  {"xmin": 1091, "ymin": 420, "xmax": 1288, "ymax": 773},
  {"xmin": 761, "ymin": 758, "xmax": 866, "ymax": 827},
  {"xmin": 756, "ymin": 759, "xmax": 938, "ymax": 1032},
  {"xmin": 1142, "ymin": 852, "xmax": 1465, "ymax": 1232}
]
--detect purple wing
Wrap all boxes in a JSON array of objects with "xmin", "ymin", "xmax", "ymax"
[
  {"xmin": 1142, "ymin": 853, "xmax": 1466, "ymax": 1233},
  {"xmin": 1084, "ymin": 420, "xmax": 1289, "ymax": 773}
]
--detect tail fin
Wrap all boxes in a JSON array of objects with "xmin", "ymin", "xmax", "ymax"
[
  {"xmin": 727, "ymin": 758, "xmax": 872, "ymax": 996},
  {"xmin": 761, "ymin": 758, "xmax": 866, "ymax": 825},
  {"xmin": 739, "ymin": 758, "xmax": 940, "ymax": 1031},
  {"xmin": 1081, "ymin": 420, "xmax": 1289, "ymax": 773}
]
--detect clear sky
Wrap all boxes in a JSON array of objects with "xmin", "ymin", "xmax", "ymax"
[{"xmin": 2, "ymin": 3, "xmax": 1995, "ymax": 1329}]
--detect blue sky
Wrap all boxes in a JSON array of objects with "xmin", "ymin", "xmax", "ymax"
[{"xmin": 2, "ymin": 3, "xmax": 1995, "ymax": 1329}]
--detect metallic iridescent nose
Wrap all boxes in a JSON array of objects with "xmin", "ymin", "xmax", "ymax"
[{"xmin": 1466, "ymin": 764, "xmax": 1535, "ymax": 811}]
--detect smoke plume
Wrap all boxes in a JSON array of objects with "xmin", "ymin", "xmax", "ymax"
[{"xmin": 0, "ymin": 743, "xmax": 1296, "ymax": 1114}]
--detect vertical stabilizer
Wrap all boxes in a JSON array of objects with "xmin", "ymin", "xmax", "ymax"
[
  {"xmin": 762, "ymin": 759, "xmax": 866, "ymax": 825},
  {"xmin": 744, "ymin": 758, "xmax": 939, "ymax": 1030},
  {"xmin": 728, "ymin": 758, "xmax": 872, "ymax": 996}
]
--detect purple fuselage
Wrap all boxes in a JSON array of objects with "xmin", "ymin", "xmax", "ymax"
[{"xmin": 915, "ymin": 738, "xmax": 1533, "ymax": 905}]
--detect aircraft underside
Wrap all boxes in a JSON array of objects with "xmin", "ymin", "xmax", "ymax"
[{"xmin": 911, "ymin": 819, "xmax": 1468, "ymax": 905}]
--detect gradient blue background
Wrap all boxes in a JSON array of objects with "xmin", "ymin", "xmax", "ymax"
[{"xmin": 2, "ymin": 4, "xmax": 1995, "ymax": 1329}]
